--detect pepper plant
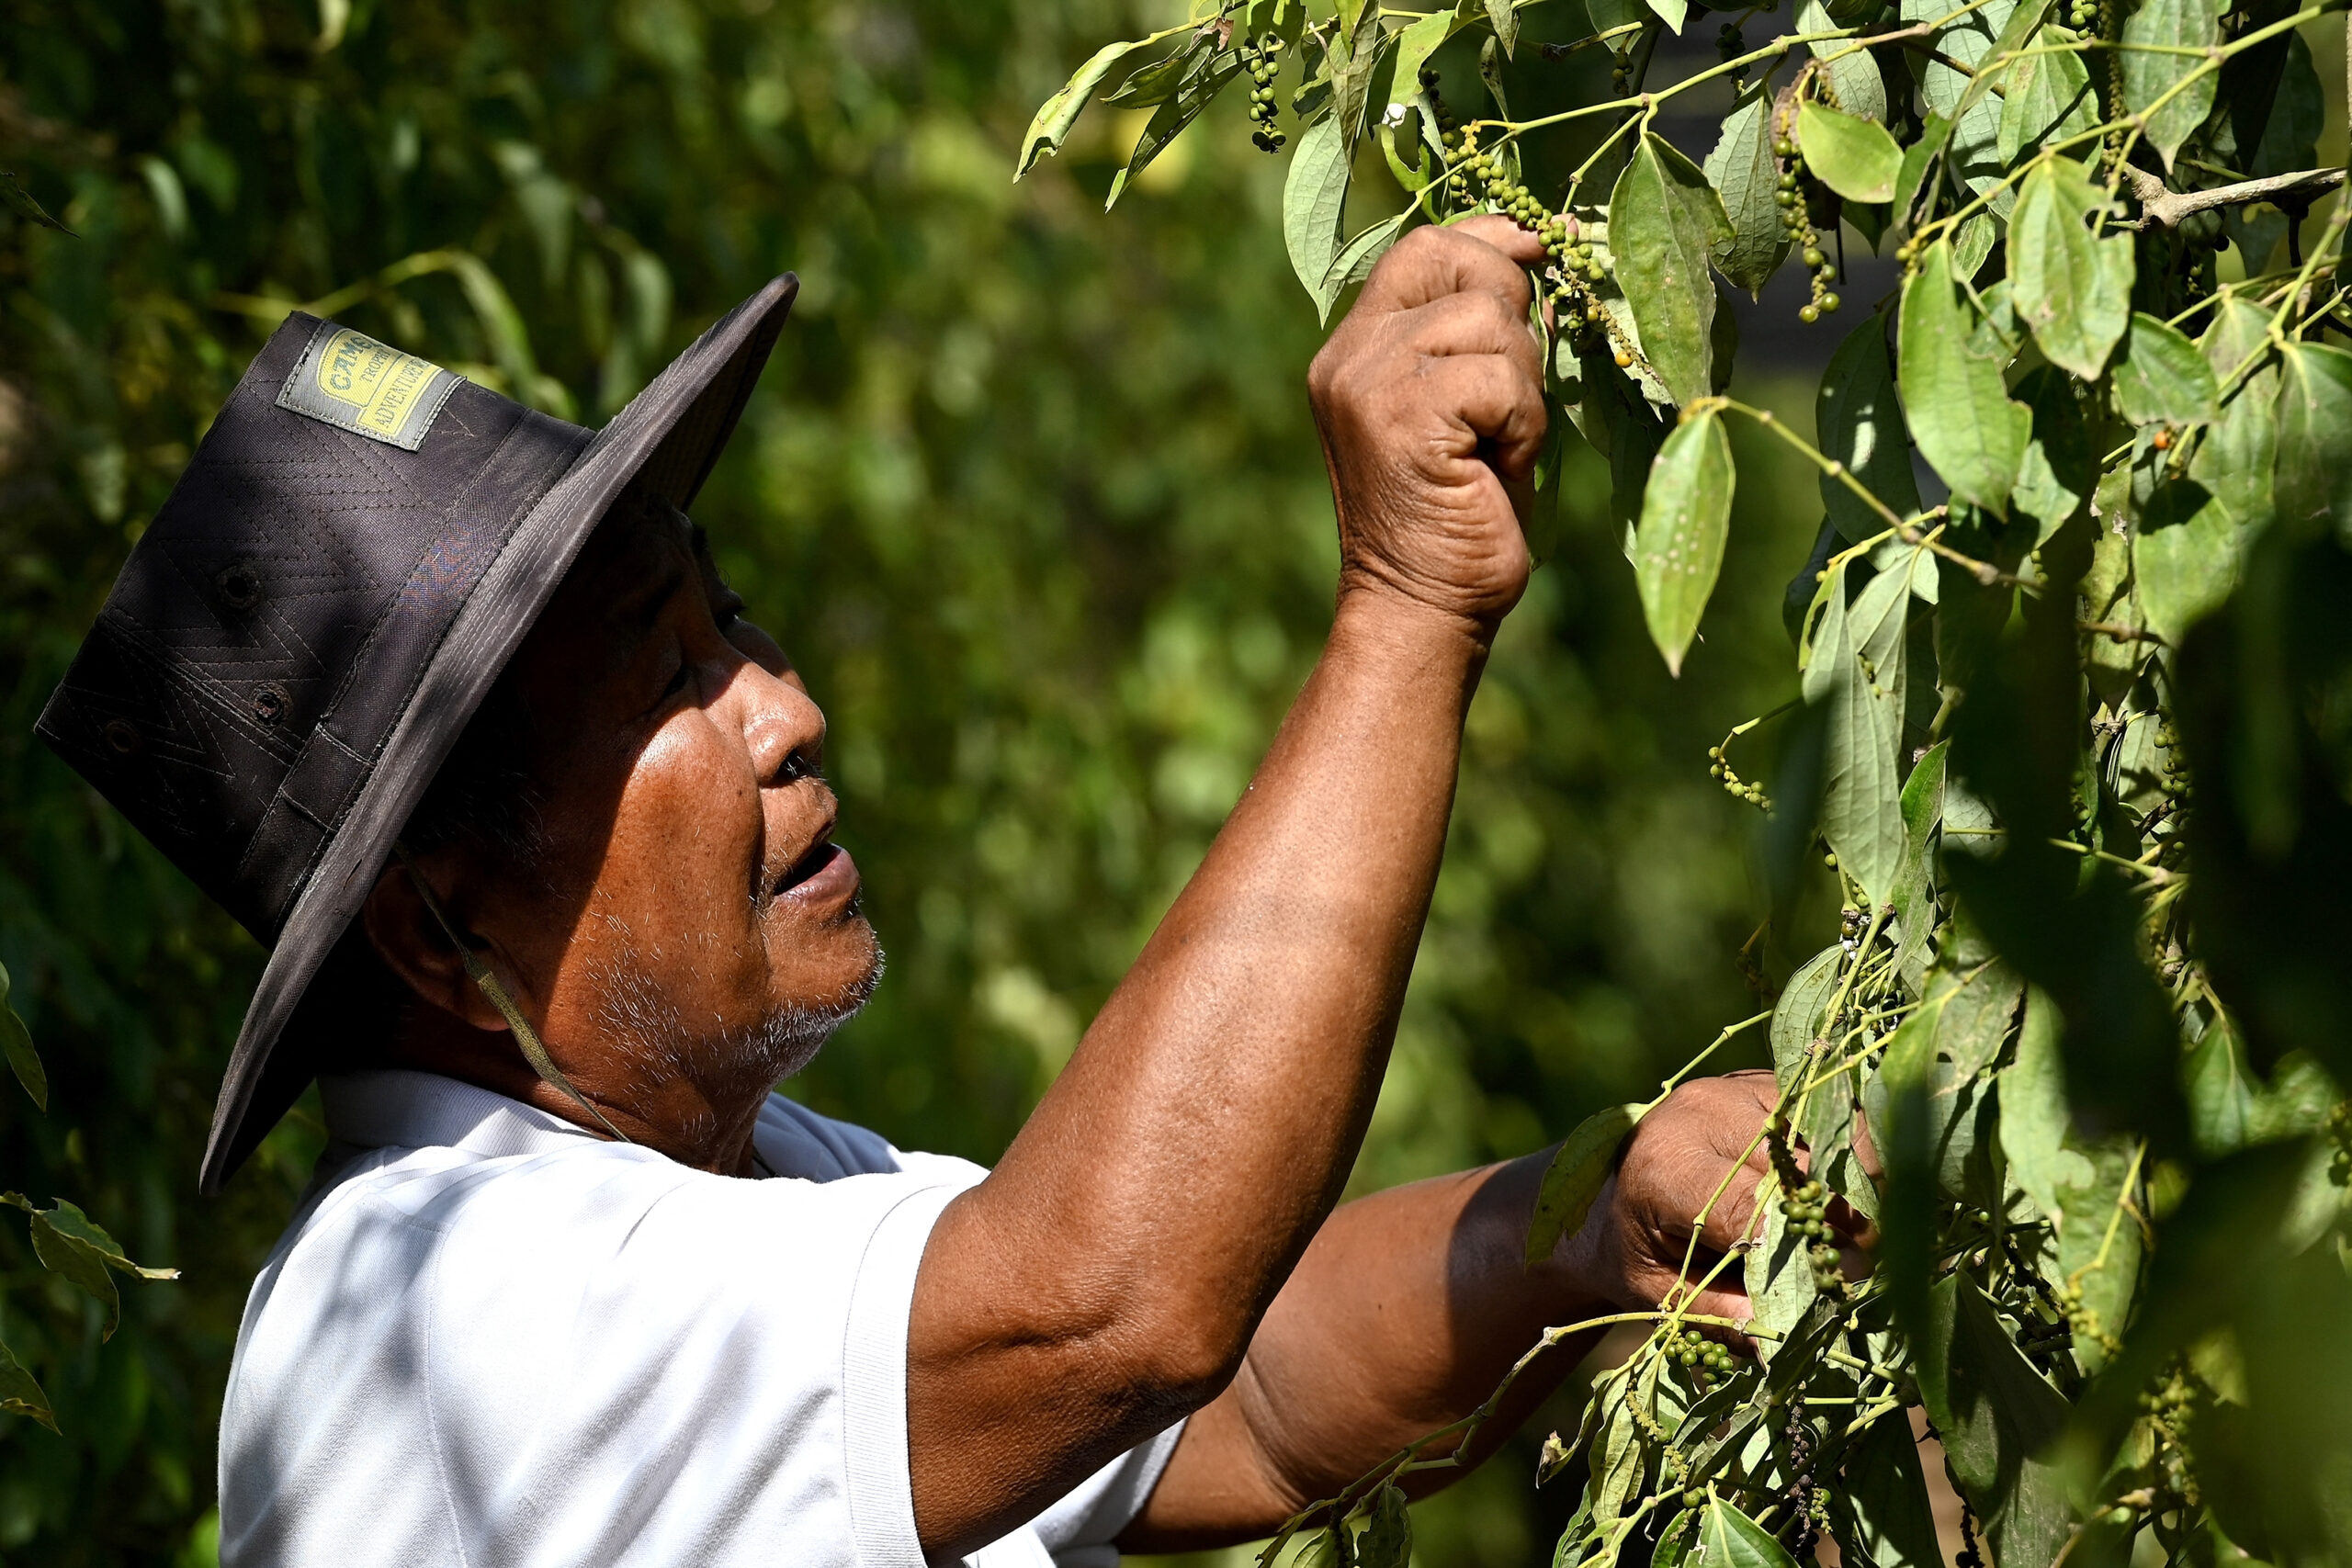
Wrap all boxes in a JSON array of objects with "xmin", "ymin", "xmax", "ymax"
[{"xmin": 1026, "ymin": 0, "xmax": 2352, "ymax": 1562}]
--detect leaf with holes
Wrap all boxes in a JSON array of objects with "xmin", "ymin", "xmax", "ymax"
[
  {"xmin": 1634, "ymin": 406, "xmax": 1736, "ymax": 673},
  {"xmin": 1611, "ymin": 134, "xmax": 1733, "ymax": 408},
  {"xmin": 2009, "ymin": 156, "xmax": 2132, "ymax": 378}
]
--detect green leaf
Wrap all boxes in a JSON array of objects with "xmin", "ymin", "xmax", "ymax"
[
  {"xmin": 1634, "ymin": 406, "xmax": 1736, "ymax": 673},
  {"xmin": 1802, "ymin": 549, "xmax": 1922, "ymax": 908},
  {"xmin": 1486, "ymin": 0, "xmax": 1521, "ymax": 55},
  {"xmin": 1796, "ymin": 101, "xmax": 1901, "ymax": 205},
  {"xmin": 40, "ymin": 1197, "xmax": 178, "ymax": 1281},
  {"xmin": 1743, "ymin": 1175, "xmax": 1819, "ymax": 1346},
  {"xmin": 2008, "ymin": 155, "xmax": 2132, "ymax": 378},
  {"xmin": 1770, "ymin": 945, "xmax": 1846, "ymax": 1088},
  {"xmin": 1283, "ymin": 117, "xmax": 1351, "ymax": 319},
  {"xmin": 1934, "ymin": 960, "xmax": 2025, "ymax": 1080},
  {"xmin": 1645, "ymin": 0, "xmax": 1689, "ymax": 32},
  {"xmin": 2011, "ymin": 367, "xmax": 2093, "ymax": 542},
  {"xmin": 1800, "ymin": 0, "xmax": 1888, "ymax": 123},
  {"xmin": 1102, "ymin": 51, "xmax": 1191, "ymax": 109},
  {"xmin": 1323, "ymin": 212, "xmax": 1406, "ymax": 299},
  {"xmin": 0, "ymin": 961, "xmax": 46, "ymax": 1111},
  {"xmin": 1953, "ymin": 0, "xmax": 2054, "ymax": 124},
  {"xmin": 1891, "ymin": 112, "xmax": 1953, "ymax": 240},
  {"xmin": 1610, "ymin": 133, "xmax": 1732, "ymax": 408},
  {"xmin": 1695, "ymin": 1497, "xmax": 1801, "ymax": 1568},
  {"xmin": 0, "ymin": 171, "xmax": 76, "ymax": 235},
  {"xmin": 1887, "ymin": 741, "xmax": 1948, "ymax": 994},
  {"xmin": 2273, "ymin": 341, "xmax": 2352, "ymax": 532},
  {"xmin": 2054, "ymin": 1139, "xmax": 2142, "ymax": 1373},
  {"xmin": 2120, "ymin": 0, "xmax": 2223, "ymax": 171},
  {"xmin": 1526, "ymin": 1101, "xmax": 1647, "ymax": 1263},
  {"xmin": 1358, "ymin": 1483, "xmax": 1411, "ymax": 1568},
  {"xmin": 1385, "ymin": 8, "xmax": 1456, "ymax": 119},
  {"xmin": 1902, "ymin": 0, "xmax": 2018, "ymax": 197},
  {"xmin": 1703, "ymin": 81, "xmax": 1790, "ymax": 296},
  {"xmin": 1017, "ymin": 37, "xmax": 1163, "ymax": 175},
  {"xmin": 2185, "ymin": 1013, "xmax": 2258, "ymax": 1158},
  {"xmin": 2134, "ymin": 478, "xmax": 2237, "ymax": 646},
  {"xmin": 1590, "ymin": 1392, "xmax": 1645, "ymax": 1525},
  {"xmin": 2001, "ymin": 987, "xmax": 2096, "ymax": 1223},
  {"xmin": 1916, "ymin": 1273, "xmax": 2075, "ymax": 1565},
  {"xmin": 0, "ymin": 1338, "xmax": 56, "ymax": 1433},
  {"xmin": 1996, "ymin": 46, "xmax": 2098, "ymax": 165},
  {"xmin": 1817, "ymin": 320, "xmax": 1920, "ymax": 543},
  {"xmin": 30, "ymin": 1209, "xmax": 121, "ymax": 1339},
  {"xmin": 1838, "ymin": 1411, "xmax": 1942, "ymax": 1568},
  {"xmin": 2191, "ymin": 299, "xmax": 2278, "ymax": 528},
  {"xmin": 2110, "ymin": 311, "xmax": 2219, "ymax": 426},
  {"xmin": 1108, "ymin": 45, "xmax": 1245, "ymax": 210},
  {"xmin": 1898, "ymin": 239, "xmax": 2029, "ymax": 515}
]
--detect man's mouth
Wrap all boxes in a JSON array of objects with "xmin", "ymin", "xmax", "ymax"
[{"xmin": 769, "ymin": 833, "xmax": 857, "ymax": 905}]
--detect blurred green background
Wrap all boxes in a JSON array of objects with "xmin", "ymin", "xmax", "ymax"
[{"xmin": 0, "ymin": 0, "xmax": 1823, "ymax": 1561}]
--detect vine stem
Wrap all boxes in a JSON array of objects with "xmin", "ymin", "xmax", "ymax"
[{"xmin": 1696, "ymin": 398, "xmax": 2025, "ymax": 589}]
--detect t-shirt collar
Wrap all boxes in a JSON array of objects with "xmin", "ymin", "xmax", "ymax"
[{"xmin": 317, "ymin": 1068, "xmax": 600, "ymax": 1160}]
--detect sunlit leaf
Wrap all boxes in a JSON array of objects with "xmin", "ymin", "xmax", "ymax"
[
  {"xmin": 2192, "ymin": 298, "xmax": 2278, "ymax": 528},
  {"xmin": 2008, "ymin": 155, "xmax": 2132, "ymax": 378},
  {"xmin": 1283, "ymin": 117, "xmax": 1351, "ymax": 319},
  {"xmin": 1796, "ymin": 101, "xmax": 1901, "ymax": 205},
  {"xmin": 1996, "ymin": 46, "xmax": 2098, "ymax": 165},
  {"xmin": 1703, "ymin": 82, "xmax": 1790, "ymax": 296},
  {"xmin": 1634, "ymin": 406, "xmax": 1736, "ymax": 672},
  {"xmin": 1695, "ymin": 1497, "xmax": 1800, "ymax": 1568},
  {"xmin": 2272, "ymin": 341, "xmax": 2352, "ymax": 531},
  {"xmin": 2134, "ymin": 478, "xmax": 2237, "ymax": 646},
  {"xmin": 1898, "ymin": 239, "xmax": 2029, "ymax": 514},
  {"xmin": 2120, "ymin": 0, "xmax": 2224, "ymax": 170},
  {"xmin": 1525, "ymin": 1102, "xmax": 1647, "ymax": 1263},
  {"xmin": 1802, "ymin": 548, "xmax": 1922, "ymax": 908},
  {"xmin": 1611, "ymin": 134, "xmax": 1733, "ymax": 408},
  {"xmin": 2110, "ymin": 311, "xmax": 2219, "ymax": 426}
]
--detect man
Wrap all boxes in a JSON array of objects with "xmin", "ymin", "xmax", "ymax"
[{"xmin": 40, "ymin": 218, "xmax": 1819, "ymax": 1564}]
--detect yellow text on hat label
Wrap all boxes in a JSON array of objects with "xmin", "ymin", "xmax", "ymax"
[{"xmin": 315, "ymin": 329, "xmax": 446, "ymax": 437}]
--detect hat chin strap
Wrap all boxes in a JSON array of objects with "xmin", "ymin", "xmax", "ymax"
[{"xmin": 392, "ymin": 844, "xmax": 633, "ymax": 1145}]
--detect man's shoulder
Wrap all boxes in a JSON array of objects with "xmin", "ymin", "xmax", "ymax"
[{"xmin": 752, "ymin": 1093, "xmax": 988, "ymax": 1187}]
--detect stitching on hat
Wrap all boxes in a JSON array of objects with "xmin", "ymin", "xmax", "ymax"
[{"xmin": 230, "ymin": 409, "xmax": 589, "ymax": 903}]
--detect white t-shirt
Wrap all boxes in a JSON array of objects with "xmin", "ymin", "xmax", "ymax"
[{"xmin": 218, "ymin": 1069, "xmax": 1182, "ymax": 1568}]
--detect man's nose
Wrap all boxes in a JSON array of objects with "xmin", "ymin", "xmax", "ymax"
[{"xmin": 732, "ymin": 660, "xmax": 827, "ymax": 787}]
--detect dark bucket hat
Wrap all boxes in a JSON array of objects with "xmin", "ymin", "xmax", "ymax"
[{"xmin": 36, "ymin": 276, "xmax": 798, "ymax": 1192}]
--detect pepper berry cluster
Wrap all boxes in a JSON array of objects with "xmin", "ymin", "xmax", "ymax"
[
  {"xmin": 1669, "ymin": 1325, "xmax": 1737, "ymax": 1391},
  {"xmin": 1239, "ymin": 35, "xmax": 1286, "ymax": 152},
  {"xmin": 1771, "ymin": 119, "xmax": 1841, "ymax": 323},
  {"xmin": 1707, "ymin": 742, "xmax": 1770, "ymax": 810}
]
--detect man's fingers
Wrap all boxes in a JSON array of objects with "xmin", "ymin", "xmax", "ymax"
[
  {"xmin": 1449, "ymin": 213, "xmax": 1548, "ymax": 268},
  {"xmin": 1396, "ymin": 290, "xmax": 1544, "ymax": 384},
  {"xmin": 1409, "ymin": 355, "xmax": 1547, "ymax": 479},
  {"xmin": 1357, "ymin": 221, "xmax": 1536, "ymax": 320}
]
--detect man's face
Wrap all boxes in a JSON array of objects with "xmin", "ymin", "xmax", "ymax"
[{"xmin": 435, "ymin": 495, "xmax": 880, "ymax": 1137}]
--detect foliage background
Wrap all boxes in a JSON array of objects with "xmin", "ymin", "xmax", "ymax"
[{"xmin": 0, "ymin": 0, "xmax": 1851, "ymax": 1561}]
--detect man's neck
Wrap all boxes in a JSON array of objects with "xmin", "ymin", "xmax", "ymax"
[{"xmin": 383, "ymin": 1008, "xmax": 772, "ymax": 1176}]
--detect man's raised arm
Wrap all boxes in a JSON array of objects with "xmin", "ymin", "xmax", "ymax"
[{"xmin": 905, "ymin": 216, "xmax": 1553, "ymax": 1556}]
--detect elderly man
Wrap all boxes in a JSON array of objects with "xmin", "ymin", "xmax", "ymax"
[{"xmin": 40, "ymin": 218, "xmax": 1807, "ymax": 1565}]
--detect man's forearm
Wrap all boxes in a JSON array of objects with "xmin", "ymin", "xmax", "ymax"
[
  {"xmin": 907, "ymin": 588, "xmax": 1494, "ymax": 1555},
  {"xmin": 1118, "ymin": 1150, "xmax": 1612, "ymax": 1550}
]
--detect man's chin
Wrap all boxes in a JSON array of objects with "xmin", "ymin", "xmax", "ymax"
[{"xmin": 754, "ymin": 924, "xmax": 885, "ymax": 1084}]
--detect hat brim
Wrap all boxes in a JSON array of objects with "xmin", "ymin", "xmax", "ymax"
[{"xmin": 197, "ymin": 275, "xmax": 799, "ymax": 1193}]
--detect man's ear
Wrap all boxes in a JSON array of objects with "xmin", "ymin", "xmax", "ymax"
[{"xmin": 360, "ymin": 857, "xmax": 523, "ymax": 1036}]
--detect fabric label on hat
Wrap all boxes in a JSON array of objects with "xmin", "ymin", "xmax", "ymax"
[{"xmin": 276, "ymin": 322, "xmax": 462, "ymax": 451}]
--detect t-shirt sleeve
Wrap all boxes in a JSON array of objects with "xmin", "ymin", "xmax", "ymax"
[{"xmin": 1025, "ymin": 1420, "xmax": 1189, "ymax": 1568}]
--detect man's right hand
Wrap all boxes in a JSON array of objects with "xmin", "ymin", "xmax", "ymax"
[{"xmin": 1306, "ymin": 215, "xmax": 1549, "ymax": 633}]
